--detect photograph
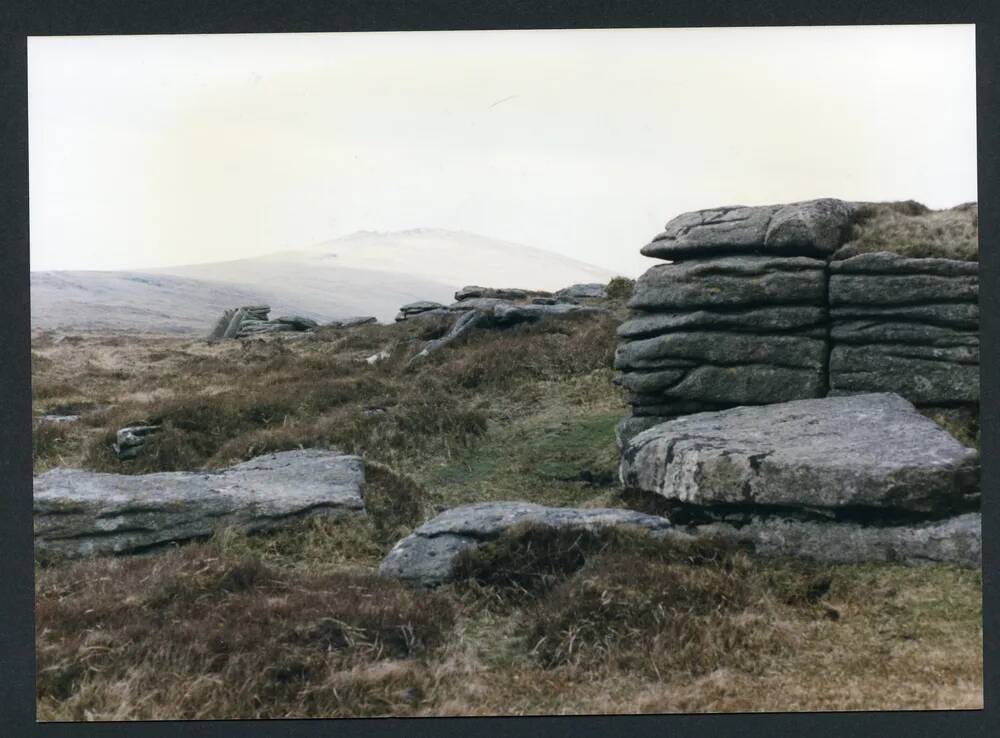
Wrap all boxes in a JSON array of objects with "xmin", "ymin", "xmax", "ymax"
[{"xmin": 26, "ymin": 24, "xmax": 982, "ymax": 720}]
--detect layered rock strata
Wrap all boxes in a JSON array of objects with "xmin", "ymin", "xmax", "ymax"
[
  {"xmin": 34, "ymin": 449, "xmax": 365, "ymax": 559},
  {"xmin": 617, "ymin": 199, "xmax": 979, "ymax": 443},
  {"xmin": 828, "ymin": 252, "xmax": 979, "ymax": 405}
]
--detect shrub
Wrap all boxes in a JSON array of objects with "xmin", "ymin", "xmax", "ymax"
[
  {"xmin": 605, "ymin": 276, "xmax": 635, "ymax": 302},
  {"xmin": 837, "ymin": 201, "xmax": 978, "ymax": 261}
]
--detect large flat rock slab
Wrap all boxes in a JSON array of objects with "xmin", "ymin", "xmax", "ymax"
[
  {"xmin": 620, "ymin": 394, "xmax": 979, "ymax": 514},
  {"xmin": 34, "ymin": 449, "xmax": 365, "ymax": 559},
  {"xmin": 378, "ymin": 502, "xmax": 675, "ymax": 587},
  {"xmin": 642, "ymin": 199, "xmax": 855, "ymax": 260}
]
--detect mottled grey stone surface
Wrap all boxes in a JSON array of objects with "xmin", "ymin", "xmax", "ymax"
[
  {"xmin": 614, "ymin": 332, "xmax": 826, "ymax": 371},
  {"xmin": 642, "ymin": 199, "xmax": 854, "ymax": 260},
  {"xmin": 620, "ymin": 394, "xmax": 978, "ymax": 514},
  {"xmin": 378, "ymin": 501, "xmax": 676, "ymax": 587},
  {"xmin": 698, "ymin": 513, "xmax": 981, "ymax": 568},
  {"xmin": 34, "ymin": 449, "xmax": 365, "ymax": 559},
  {"xmin": 617, "ymin": 306, "xmax": 827, "ymax": 339},
  {"xmin": 629, "ymin": 256, "xmax": 827, "ymax": 311}
]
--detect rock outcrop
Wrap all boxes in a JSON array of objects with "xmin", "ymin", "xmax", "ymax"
[
  {"xmin": 399, "ymin": 286, "xmax": 609, "ymax": 366},
  {"xmin": 616, "ymin": 198, "xmax": 980, "ymax": 444},
  {"xmin": 379, "ymin": 495, "xmax": 982, "ymax": 588},
  {"xmin": 209, "ymin": 305, "xmax": 320, "ymax": 339},
  {"xmin": 617, "ymin": 394, "xmax": 980, "ymax": 567},
  {"xmin": 34, "ymin": 449, "xmax": 365, "ymax": 559},
  {"xmin": 378, "ymin": 502, "xmax": 677, "ymax": 587}
]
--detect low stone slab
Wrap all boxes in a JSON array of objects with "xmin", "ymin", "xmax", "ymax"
[
  {"xmin": 327, "ymin": 316, "xmax": 378, "ymax": 328},
  {"xmin": 620, "ymin": 393, "xmax": 979, "ymax": 514},
  {"xmin": 34, "ymin": 449, "xmax": 365, "ymax": 559},
  {"xmin": 617, "ymin": 306, "xmax": 827, "ymax": 339},
  {"xmin": 275, "ymin": 315, "xmax": 320, "ymax": 330},
  {"xmin": 629, "ymin": 256, "xmax": 826, "ymax": 311},
  {"xmin": 697, "ymin": 512, "xmax": 981, "ymax": 568},
  {"xmin": 378, "ymin": 501, "xmax": 675, "ymax": 587},
  {"xmin": 493, "ymin": 302, "xmax": 604, "ymax": 324},
  {"xmin": 555, "ymin": 283, "xmax": 607, "ymax": 300},
  {"xmin": 642, "ymin": 199, "xmax": 854, "ymax": 260}
]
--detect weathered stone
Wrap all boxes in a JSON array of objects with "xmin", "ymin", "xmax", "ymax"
[
  {"xmin": 555, "ymin": 283, "xmax": 607, "ymax": 300},
  {"xmin": 829, "ymin": 347, "xmax": 979, "ymax": 404},
  {"xmin": 493, "ymin": 302, "xmax": 605, "ymax": 324},
  {"xmin": 693, "ymin": 512, "xmax": 980, "ymax": 568},
  {"xmin": 209, "ymin": 309, "xmax": 236, "ymax": 339},
  {"xmin": 615, "ymin": 331, "xmax": 826, "ymax": 371},
  {"xmin": 407, "ymin": 309, "xmax": 493, "ymax": 366},
  {"xmin": 830, "ymin": 321, "xmax": 979, "ymax": 347},
  {"xmin": 447, "ymin": 297, "xmax": 513, "ymax": 312},
  {"xmin": 114, "ymin": 425, "xmax": 161, "ymax": 460},
  {"xmin": 397, "ymin": 301, "xmax": 446, "ymax": 321},
  {"xmin": 642, "ymin": 199, "xmax": 853, "ymax": 260},
  {"xmin": 328, "ymin": 316, "xmax": 378, "ymax": 328},
  {"xmin": 38, "ymin": 414, "xmax": 80, "ymax": 424},
  {"xmin": 455, "ymin": 286, "xmax": 541, "ymax": 302},
  {"xmin": 829, "ymin": 274, "xmax": 977, "ymax": 306},
  {"xmin": 617, "ymin": 306, "xmax": 827, "ymax": 339},
  {"xmin": 275, "ymin": 315, "xmax": 319, "ymax": 330},
  {"xmin": 532, "ymin": 297, "xmax": 558, "ymax": 305},
  {"xmin": 378, "ymin": 501, "xmax": 676, "ymax": 587},
  {"xmin": 34, "ymin": 449, "xmax": 365, "ymax": 559},
  {"xmin": 830, "ymin": 303, "xmax": 979, "ymax": 329},
  {"xmin": 639, "ymin": 364, "xmax": 826, "ymax": 405},
  {"xmin": 616, "ymin": 416, "xmax": 671, "ymax": 447},
  {"xmin": 629, "ymin": 256, "xmax": 826, "ymax": 311},
  {"xmin": 222, "ymin": 308, "xmax": 248, "ymax": 338},
  {"xmin": 620, "ymin": 393, "xmax": 979, "ymax": 514},
  {"xmin": 829, "ymin": 251, "xmax": 979, "ymax": 276}
]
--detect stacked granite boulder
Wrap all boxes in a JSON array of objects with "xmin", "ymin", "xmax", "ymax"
[
  {"xmin": 209, "ymin": 306, "xmax": 319, "ymax": 339},
  {"xmin": 616, "ymin": 198, "xmax": 981, "ymax": 443},
  {"xmin": 829, "ymin": 252, "xmax": 979, "ymax": 409},
  {"xmin": 615, "ymin": 199, "xmax": 854, "ymax": 441}
]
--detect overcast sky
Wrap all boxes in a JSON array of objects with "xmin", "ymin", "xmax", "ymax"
[{"xmin": 29, "ymin": 25, "xmax": 977, "ymax": 276}]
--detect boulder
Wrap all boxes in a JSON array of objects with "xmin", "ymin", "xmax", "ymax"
[
  {"xmin": 396, "ymin": 301, "xmax": 446, "ymax": 321},
  {"xmin": 209, "ymin": 309, "xmax": 236, "ymax": 339},
  {"xmin": 328, "ymin": 316, "xmax": 378, "ymax": 328},
  {"xmin": 641, "ymin": 199, "xmax": 854, "ymax": 260},
  {"xmin": 620, "ymin": 393, "xmax": 979, "ymax": 514},
  {"xmin": 114, "ymin": 425, "xmax": 161, "ymax": 460},
  {"xmin": 34, "ymin": 449, "xmax": 365, "ymax": 559},
  {"xmin": 454, "ymin": 286, "xmax": 539, "ymax": 302},
  {"xmin": 555, "ymin": 283, "xmax": 607, "ymax": 300},
  {"xmin": 828, "ymin": 251, "xmax": 979, "ymax": 275},
  {"xmin": 830, "ymin": 303, "xmax": 979, "ymax": 330},
  {"xmin": 378, "ymin": 501, "xmax": 676, "ymax": 587},
  {"xmin": 493, "ymin": 302, "xmax": 606, "ymax": 325},
  {"xmin": 275, "ymin": 315, "xmax": 320, "ymax": 330},
  {"xmin": 628, "ymin": 256, "xmax": 826, "ymax": 311}
]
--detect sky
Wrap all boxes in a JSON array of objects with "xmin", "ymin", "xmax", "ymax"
[{"xmin": 28, "ymin": 25, "xmax": 977, "ymax": 277}]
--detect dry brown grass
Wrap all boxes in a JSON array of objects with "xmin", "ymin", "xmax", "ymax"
[
  {"xmin": 30, "ymin": 288, "xmax": 983, "ymax": 718},
  {"xmin": 838, "ymin": 200, "xmax": 978, "ymax": 261}
]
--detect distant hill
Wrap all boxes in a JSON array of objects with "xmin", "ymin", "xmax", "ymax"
[{"xmin": 31, "ymin": 229, "xmax": 621, "ymax": 334}]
